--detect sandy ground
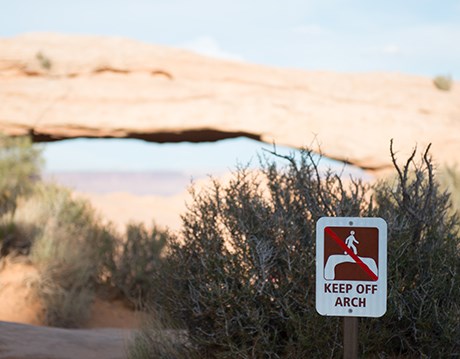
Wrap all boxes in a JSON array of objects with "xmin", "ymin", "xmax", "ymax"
[
  {"xmin": 0, "ymin": 260, "xmax": 42, "ymax": 326},
  {"xmin": 0, "ymin": 260, "xmax": 141, "ymax": 329},
  {"xmin": 0, "ymin": 259, "xmax": 142, "ymax": 358}
]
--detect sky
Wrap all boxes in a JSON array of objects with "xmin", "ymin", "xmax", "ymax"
[
  {"xmin": 40, "ymin": 137, "xmax": 286, "ymax": 174},
  {"xmin": 2, "ymin": 0, "xmax": 459, "ymax": 174}
]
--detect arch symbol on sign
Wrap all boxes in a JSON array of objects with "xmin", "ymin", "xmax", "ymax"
[{"xmin": 324, "ymin": 255, "xmax": 378, "ymax": 280}]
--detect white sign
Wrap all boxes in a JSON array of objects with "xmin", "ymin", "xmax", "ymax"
[{"xmin": 316, "ymin": 217, "xmax": 387, "ymax": 317}]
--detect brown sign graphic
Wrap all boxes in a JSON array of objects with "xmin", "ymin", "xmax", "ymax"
[{"xmin": 324, "ymin": 226, "xmax": 379, "ymax": 281}]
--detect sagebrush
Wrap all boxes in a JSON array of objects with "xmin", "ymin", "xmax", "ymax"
[
  {"xmin": 106, "ymin": 222, "xmax": 168, "ymax": 305},
  {"xmin": 5, "ymin": 184, "xmax": 169, "ymax": 327},
  {"xmin": 0, "ymin": 135, "xmax": 170, "ymax": 327},
  {"xmin": 13, "ymin": 183, "xmax": 116, "ymax": 327},
  {"xmin": 127, "ymin": 308, "xmax": 196, "ymax": 359},
  {"xmin": 433, "ymin": 75, "xmax": 453, "ymax": 91},
  {"xmin": 0, "ymin": 135, "xmax": 41, "ymax": 219},
  {"xmin": 149, "ymin": 144, "xmax": 459, "ymax": 358}
]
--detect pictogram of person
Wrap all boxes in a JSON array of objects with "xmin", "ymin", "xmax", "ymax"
[{"xmin": 344, "ymin": 230, "xmax": 359, "ymax": 255}]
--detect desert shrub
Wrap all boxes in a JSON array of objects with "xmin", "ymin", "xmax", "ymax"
[
  {"xmin": 0, "ymin": 134, "xmax": 172, "ymax": 325},
  {"xmin": 152, "ymin": 152, "xmax": 373, "ymax": 358},
  {"xmin": 433, "ymin": 75, "xmax": 453, "ymax": 91},
  {"xmin": 107, "ymin": 222, "xmax": 168, "ymax": 304},
  {"xmin": 36, "ymin": 51, "xmax": 52, "ymax": 71},
  {"xmin": 361, "ymin": 144, "xmax": 460, "ymax": 357},
  {"xmin": 150, "ymin": 145, "xmax": 459, "ymax": 358},
  {"xmin": 0, "ymin": 135, "xmax": 42, "ymax": 218},
  {"xmin": 438, "ymin": 165, "xmax": 460, "ymax": 214},
  {"xmin": 13, "ymin": 183, "xmax": 117, "ymax": 327},
  {"xmin": 127, "ymin": 309, "xmax": 197, "ymax": 359},
  {"xmin": 0, "ymin": 135, "xmax": 42, "ymax": 256}
]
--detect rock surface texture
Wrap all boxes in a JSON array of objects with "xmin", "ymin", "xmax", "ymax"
[
  {"xmin": 0, "ymin": 321, "xmax": 132, "ymax": 359},
  {"xmin": 1, "ymin": 33, "xmax": 460, "ymax": 171}
]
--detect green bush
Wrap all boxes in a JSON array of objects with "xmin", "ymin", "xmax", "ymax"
[
  {"xmin": 0, "ymin": 135, "xmax": 42, "ymax": 218},
  {"xmin": 13, "ymin": 183, "xmax": 117, "ymax": 327},
  {"xmin": 36, "ymin": 51, "xmax": 52, "ymax": 71},
  {"xmin": 433, "ymin": 75, "xmax": 453, "ymax": 91},
  {"xmin": 107, "ymin": 222, "xmax": 168, "ymax": 304},
  {"xmin": 149, "ymin": 146, "xmax": 459, "ymax": 358}
]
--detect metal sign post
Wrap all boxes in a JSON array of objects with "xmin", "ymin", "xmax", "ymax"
[
  {"xmin": 343, "ymin": 317, "xmax": 358, "ymax": 359},
  {"xmin": 316, "ymin": 217, "xmax": 387, "ymax": 358}
]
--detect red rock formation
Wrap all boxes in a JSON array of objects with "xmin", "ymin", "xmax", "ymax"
[{"xmin": 1, "ymin": 33, "xmax": 459, "ymax": 171}]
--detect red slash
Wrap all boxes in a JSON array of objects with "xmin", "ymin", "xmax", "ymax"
[{"xmin": 325, "ymin": 227, "xmax": 378, "ymax": 281}]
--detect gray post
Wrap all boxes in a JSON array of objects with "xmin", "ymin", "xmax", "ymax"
[{"xmin": 343, "ymin": 317, "xmax": 358, "ymax": 359}]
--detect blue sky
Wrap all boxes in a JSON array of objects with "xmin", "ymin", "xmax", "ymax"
[
  {"xmin": 2, "ymin": 0, "xmax": 459, "ymax": 173},
  {"xmin": 40, "ymin": 137, "xmax": 285, "ymax": 174}
]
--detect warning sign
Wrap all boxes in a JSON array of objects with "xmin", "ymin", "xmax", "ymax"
[
  {"xmin": 316, "ymin": 217, "xmax": 387, "ymax": 317},
  {"xmin": 324, "ymin": 227, "xmax": 379, "ymax": 281}
]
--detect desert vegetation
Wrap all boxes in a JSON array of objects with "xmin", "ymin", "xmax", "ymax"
[
  {"xmin": 105, "ymin": 222, "xmax": 169, "ymax": 305},
  {"xmin": 0, "ymin": 135, "xmax": 459, "ymax": 357},
  {"xmin": 138, "ymin": 143, "xmax": 459, "ymax": 358},
  {"xmin": 36, "ymin": 51, "xmax": 52, "ymax": 71},
  {"xmin": 0, "ymin": 135, "xmax": 168, "ymax": 327},
  {"xmin": 433, "ymin": 75, "xmax": 453, "ymax": 91},
  {"xmin": 0, "ymin": 136, "xmax": 42, "ymax": 219},
  {"xmin": 439, "ymin": 164, "xmax": 460, "ymax": 216},
  {"xmin": 12, "ymin": 183, "xmax": 112, "ymax": 327}
]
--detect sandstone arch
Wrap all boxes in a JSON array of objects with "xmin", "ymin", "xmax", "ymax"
[{"xmin": 1, "ymin": 33, "xmax": 459, "ymax": 172}]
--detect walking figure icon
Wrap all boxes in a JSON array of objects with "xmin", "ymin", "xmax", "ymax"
[{"xmin": 344, "ymin": 230, "xmax": 359, "ymax": 255}]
